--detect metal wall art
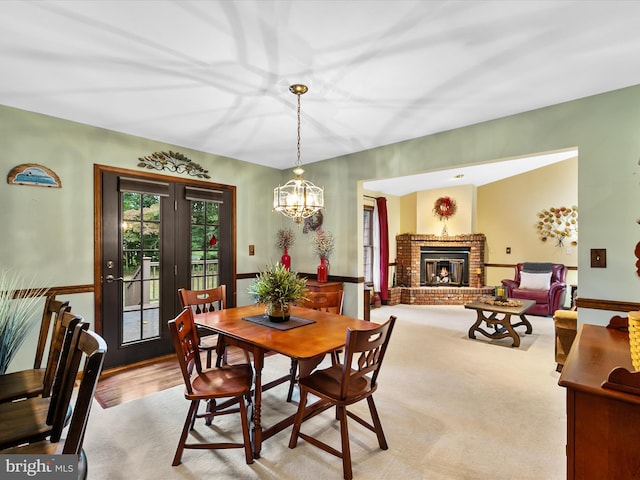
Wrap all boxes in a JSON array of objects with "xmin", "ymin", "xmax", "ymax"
[{"xmin": 137, "ymin": 150, "xmax": 210, "ymax": 179}]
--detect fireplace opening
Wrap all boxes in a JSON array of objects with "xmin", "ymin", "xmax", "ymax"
[{"xmin": 420, "ymin": 246, "xmax": 470, "ymax": 286}]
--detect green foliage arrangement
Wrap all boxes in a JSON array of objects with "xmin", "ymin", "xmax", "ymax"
[
  {"xmin": 0, "ymin": 270, "xmax": 49, "ymax": 374},
  {"xmin": 247, "ymin": 263, "xmax": 308, "ymax": 311}
]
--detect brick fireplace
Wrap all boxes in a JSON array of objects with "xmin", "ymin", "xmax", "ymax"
[{"xmin": 394, "ymin": 233, "xmax": 493, "ymax": 305}]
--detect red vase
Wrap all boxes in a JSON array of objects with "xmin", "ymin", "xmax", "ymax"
[
  {"xmin": 281, "ymin": 247, "xmax": 291, "ymax": 271},
  {"xmin": 317, "ymin": 257, "xmax": 328, "ymax": 283}
]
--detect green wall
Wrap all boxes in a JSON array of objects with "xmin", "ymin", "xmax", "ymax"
[{"xmin": 2, "ymin": 83, "xmax": 640, "ymax": 370}]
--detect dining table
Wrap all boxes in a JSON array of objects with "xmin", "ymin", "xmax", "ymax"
[{"xmin": 194, "ymin": 303, "xmax": 376, "ymax": 458}]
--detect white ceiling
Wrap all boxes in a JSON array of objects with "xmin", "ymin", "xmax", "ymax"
[
  {"xmin": 1, "ymin": 1, "xmax": 638, "ymax": 192},
  {"xmin": 363, "ymin": 148, "xmax": 578, "ymax": 196}
]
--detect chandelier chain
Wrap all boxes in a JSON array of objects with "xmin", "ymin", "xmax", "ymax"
[
  {"xmin": 273, "ymin": 83, "xmax": 324, "ymax": 223},
  {"xmin": 296, "ymin": 92, "xmax": 302, "ymax": 168}
]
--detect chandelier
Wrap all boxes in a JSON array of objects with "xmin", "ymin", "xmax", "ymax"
[{"xmin": 273, "ymin": 84, "xmax": 324, "ymax": 223}]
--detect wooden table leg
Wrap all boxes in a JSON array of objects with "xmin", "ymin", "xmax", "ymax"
[
  {"xmin": 251, "ymin": 350, "xmax": 264, "ymax": 459},
  {"xmin": 512, "ymin": 314, "xmax": 533, "ymax": 334},
  {"xmin": 468, "ymin": 310, "xmax": 521, "ymax": 347},
  {"xmin": 468, "ymin": 311, "xmax": 484, "ymax": 340},
  {"xmin": 501, "ymin": 314, "xmax": 520, "ymax": 347}
]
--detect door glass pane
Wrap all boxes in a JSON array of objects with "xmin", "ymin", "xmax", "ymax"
[
  {"xmin": 121, "ymin": 192, "xmax": 161, "ymax": 344},
  {"xmin": 191, "ymin": 200, "xmax": 220, "ymax": 290}
]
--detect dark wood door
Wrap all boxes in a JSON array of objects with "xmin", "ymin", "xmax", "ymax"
[{"xmin": 98, "ymin": 169, "xmax": 234, "ymax": 369}]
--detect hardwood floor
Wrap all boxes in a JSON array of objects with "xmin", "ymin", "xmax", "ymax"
[
  {"xmin": 94, "ymin": 354, "xmax": 182, "ymax": 408},
  {"xmin": 95, "ymin": 346, "xmax": 247, "ymax": 408}
]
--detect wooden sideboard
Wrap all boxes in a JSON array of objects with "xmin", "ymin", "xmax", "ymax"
[
  {"xmin": 305, "ymin": 280, "xmax": 343, "ymax": 293},
  {"xmin": 558, "ymin": 324, "xmax": 640, "ymax": 479}
]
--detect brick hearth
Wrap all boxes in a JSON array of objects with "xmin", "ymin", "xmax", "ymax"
[
  {"xmin": 394, "ymin": 233, "xmax": 491, "ymax": 305},
  {"xmin": 399, "ymin": 286, "xmax": 495, "ymax": 305}
]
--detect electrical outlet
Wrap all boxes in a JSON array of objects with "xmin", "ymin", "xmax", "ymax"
[
  {"xmin": 591, "ymin": 248, "xmax": 606, "ymax": 268},
  {"xmin": 249, "ymin": 245, "xmax": 255, "ymax": 256}
]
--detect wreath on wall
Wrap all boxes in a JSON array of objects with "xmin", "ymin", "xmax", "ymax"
[{"xmin": 433, "ymin": 196, "xmax": 457, "ymax": 221}]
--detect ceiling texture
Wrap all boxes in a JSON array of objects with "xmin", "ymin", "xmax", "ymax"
[{"xmin": 1, "ymin": 1, "xmax": 640, "ymax": 193}]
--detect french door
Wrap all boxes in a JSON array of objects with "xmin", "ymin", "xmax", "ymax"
[{"xmin": 97, "ymin": 168, "xmax": 234, "ymax": 369}]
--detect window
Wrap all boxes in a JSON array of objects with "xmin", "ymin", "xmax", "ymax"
[{"xmin": 363, "ymin": 206, "xmax": 374, "ymax": 284}]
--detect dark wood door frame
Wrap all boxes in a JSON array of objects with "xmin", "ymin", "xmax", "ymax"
[{"xmin": 93, "ymin": 164, "xmax": 237, "ymax": 337}]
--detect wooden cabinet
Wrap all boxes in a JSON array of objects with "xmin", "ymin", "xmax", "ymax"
[
  {"xmin": 559, "ymin": 324, "xmax": 640, "ymax": 479},
  {"xmin": 305, "ymin": 280, "xmax": 343, "ymax": 293}
]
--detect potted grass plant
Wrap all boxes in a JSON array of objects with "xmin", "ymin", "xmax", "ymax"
[
  {"xmin": 0, "ymin": 269, "xmax": 49, "ymax": 374},
  {"xmin": 248, "ymin": 262, "xmax": 308, "ymax": 322}
]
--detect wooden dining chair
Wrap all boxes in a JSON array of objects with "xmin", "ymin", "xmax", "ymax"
[
  {"xmin": 302, "ymin": 290, "xmax": 344, "ymax": 314},
  {"xmin": 0, "ymin": 313, "xmax": 88, "ymax": 450},
  {"xmin": 168, "ymin": 307, "xmax": 254, "ymax": 466},
  {"xmin": 178, "ymin": 286, "xmax": 227, "ymax": 369},
  {"xmin": 0, "ymin": 296, "xmax": 70, "ymax": 403},
  {"xmin": 286, "ymin": 290, "xmax": 345, "ymax": 401},
  {"xmin": 289, "ymin": 316, "xmax": 397, "ymax": 480},
  {"xmin": 2, "ymin": 328, "xmax": 107, "ymax": 480}
]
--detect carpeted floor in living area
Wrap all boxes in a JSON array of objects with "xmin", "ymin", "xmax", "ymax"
[{"xmin": 83, "ymin": 304, "xmax": 566, "ymax": 480}]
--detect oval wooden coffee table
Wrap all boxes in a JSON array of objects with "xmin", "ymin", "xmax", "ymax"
[{"xmin": 464, "ymin": 299, "xmax": 535, "ymax": 347}]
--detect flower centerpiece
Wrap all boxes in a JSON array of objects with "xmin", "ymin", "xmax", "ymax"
[
  {"xmin": 536, "ymin": 205, "xmax": 578, "ymax": 247},
  {"xmin": 312, "ymin": 230, "xmax": 335, "ymax": 283},
  {"xmin": 433, "ymin": 196, "xmax": 457, "ymax": 236},
  {"xmin": 248, "ymin": 262, "xmax": 308, "ymax": 322},
  {"xmin": 276, "ymin": 228, "xmax": 296, "ymax": 270}
]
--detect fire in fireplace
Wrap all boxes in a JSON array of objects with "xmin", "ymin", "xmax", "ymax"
[{"xmin": 420, "ymin": 246, "xmax": 470, "ymax": 286}]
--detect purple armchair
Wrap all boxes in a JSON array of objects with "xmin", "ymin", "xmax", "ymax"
[{"xmin": 501, "ymin": 263, "xmax": 567, "ymax": 317}]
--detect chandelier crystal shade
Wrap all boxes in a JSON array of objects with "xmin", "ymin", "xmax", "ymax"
[{"xmin": 273, "ymin": 84, "xmax": 324, "ymax": 223}]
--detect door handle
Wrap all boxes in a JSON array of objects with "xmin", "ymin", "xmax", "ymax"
[{"xmin": 105, "ymin": 275, "xmax": 124, "ymax": 283}]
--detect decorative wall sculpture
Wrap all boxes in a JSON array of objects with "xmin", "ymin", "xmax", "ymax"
[
  {"xmin": 137, "ymin": 151, "xmax": 210, "ymax": 179},
  {"xmin": 536, "ymin": 206, "xmax": 578, "ymax": 247}
]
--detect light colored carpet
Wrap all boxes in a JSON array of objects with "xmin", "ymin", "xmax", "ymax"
[{"xmin": 83, "ymin": 305, "xmax": 566, "ymax": 479}]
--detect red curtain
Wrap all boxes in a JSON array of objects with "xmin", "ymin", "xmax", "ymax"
[{"xmin": 376, "ymin": 197, "xmax": 389, "ymax": 301}]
